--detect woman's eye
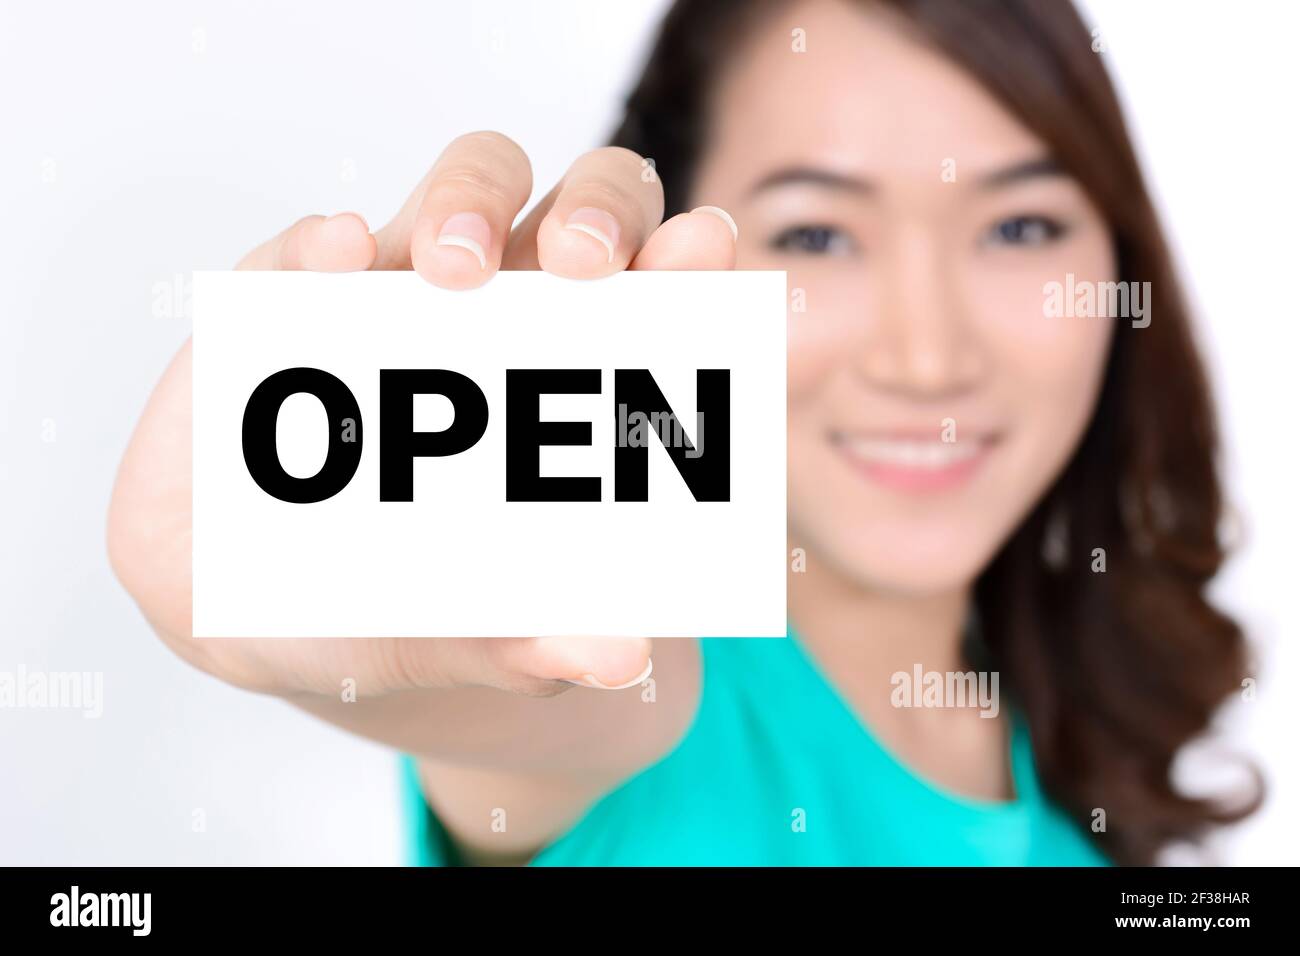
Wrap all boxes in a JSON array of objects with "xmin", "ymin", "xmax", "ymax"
[
  {"xmin": 768, "ymin": 225, "xmax": 856, "ymax": 256},
  {"xmin": 983, "ymin": 215, "xmax": 1068, "ymax": 247}
]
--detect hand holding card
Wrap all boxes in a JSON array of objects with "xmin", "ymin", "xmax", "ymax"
[{"xmin": 109, "ymin": 132, "xmax": 770, "ymax": 706}]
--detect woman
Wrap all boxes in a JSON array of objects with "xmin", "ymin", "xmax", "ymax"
[{"xmin": 107, "ymin": 0, "xmax": 1258, "ymax": 865}]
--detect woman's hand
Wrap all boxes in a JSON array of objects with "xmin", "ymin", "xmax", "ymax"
[{"xmin": 108, "ymin": 131, "xmax": 737, "ymax": 705}]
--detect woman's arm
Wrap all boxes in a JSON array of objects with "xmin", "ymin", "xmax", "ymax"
[{"xmin": 107, "ymin": 131, "xmax": 735, "ymax": 860}]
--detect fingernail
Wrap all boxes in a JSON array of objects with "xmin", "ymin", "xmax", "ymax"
[
  {"xmin": 566, "ymin": 658, "xmax": 653, "ymax": 691},
  {"xmin": 436, "ymin": 212, "xmax": 491, "ymax": 270},
  {"xmin": 564, "ymin": 207, "xmax": 620, "ymax": 264},
  {"xmin": 691, "ymin": 205, "xmax": 739, "ymax": 241}
]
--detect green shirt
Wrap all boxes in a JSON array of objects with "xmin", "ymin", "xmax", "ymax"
[{"xmin": 401, "ymin": 631, "xmax": 1110, "ymax": 866}]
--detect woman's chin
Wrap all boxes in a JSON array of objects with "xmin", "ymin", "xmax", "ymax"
[
  {"xmin": 863, "ymin": 560, "xmax": 984, "ymax": 598},
  {"xmin": 807, "ymin": 542, "xmax": 994, "ymax": 598},
  {"xmin": 793, "ymin": 508, "xmax": 1010, "ymax": 596}
]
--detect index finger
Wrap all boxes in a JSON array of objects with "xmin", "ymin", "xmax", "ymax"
[{"xmin": 400, "ymin": 131, "xmax": 535, "ymax": 290}]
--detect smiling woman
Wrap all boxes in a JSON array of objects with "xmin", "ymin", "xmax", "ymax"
[
  {"xmin": 106, "ymin": 0, "xmax": 1261, "ymax": 870},
  {"xmin": 604, "ymin": 0, "xmax": 1260, "ymax": 864}
]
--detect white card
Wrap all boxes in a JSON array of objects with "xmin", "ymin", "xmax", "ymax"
[{"xmin": 191, "ymin": 270, "xmax": 787, "ymax": 638}]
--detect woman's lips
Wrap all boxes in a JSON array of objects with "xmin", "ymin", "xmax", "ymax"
[{"xmin": 830, "ymin": 431, "xmax": 996, "ymax": 492}]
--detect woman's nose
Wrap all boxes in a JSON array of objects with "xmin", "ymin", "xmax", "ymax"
[{"xmin": 854, "ymin": 232, "xmax": 986, "ymax": 399}]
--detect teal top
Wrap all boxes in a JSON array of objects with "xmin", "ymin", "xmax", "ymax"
[{"xmin": 400, "ymin": 632, "xmax": 1109, "ymax": 866}]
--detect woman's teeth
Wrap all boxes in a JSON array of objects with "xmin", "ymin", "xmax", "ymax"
[{"xmin": 836, "ymin": 436, "xmax": 982, "ymax": 469}]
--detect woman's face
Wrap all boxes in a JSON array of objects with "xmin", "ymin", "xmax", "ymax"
[{"xmin": 689, "ymin": 0, "xmax": 1116, "ymax": 596}]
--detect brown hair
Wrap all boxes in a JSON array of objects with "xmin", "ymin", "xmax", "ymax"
[{"xmin": 609, "ymin": 0, "xmax": 1261, "ymax": 864}]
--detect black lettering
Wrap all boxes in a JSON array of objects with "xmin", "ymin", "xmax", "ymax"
[
  {"xmin": 379, "ymin": 369, "xmax": 489, "ymax": 501},
  {"xmin": 613, "ymin": 369, "xmax": 729, "ymax": 501},
  {"xmin": 506, "ymin": 369, "xmax": 602, "ymax": 502},
  {"xmin": 241, "ymin": 367, "xmax": 363, "ymax": 503}
]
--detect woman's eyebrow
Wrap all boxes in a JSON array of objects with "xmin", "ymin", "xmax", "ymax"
[
  {"xmin": 747, "ymin": 167, "xmax": 875, "ymax": 196},
  {"xmin": 747, "ymin": 157, "xmax": 1064, "ymax": 196},
  {"xmin": 977, "ymin": 156, "xmax": 1064, "ymax": 189}
]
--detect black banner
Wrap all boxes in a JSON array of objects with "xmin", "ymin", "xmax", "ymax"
[{"xmin": 0, "ymin": 866, "xmax": 1278, "ymax": 942}]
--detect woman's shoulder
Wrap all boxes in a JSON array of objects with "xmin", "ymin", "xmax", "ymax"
[{"xmin": 400, "ymin": 632, "xmax": 1113, "ymax": 865}]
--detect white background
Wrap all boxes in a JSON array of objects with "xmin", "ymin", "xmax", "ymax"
[{"xmin": 1, "ymin": 0, "xmax": 1295, "ymax": 864}]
